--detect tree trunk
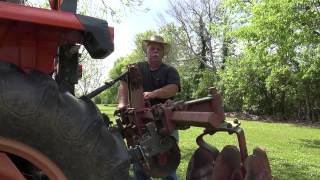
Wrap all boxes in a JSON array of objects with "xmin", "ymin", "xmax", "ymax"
[
  {"xmin": 280, "ymin": 91, "xmax": 286, "ymax": 117},
  {"xmin": 305, "ymin": 85, "xmax": 311, "ymax": 121}
]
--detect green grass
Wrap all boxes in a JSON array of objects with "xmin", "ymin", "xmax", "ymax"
[
  {"xmin": 97, "ymin": 104, "xmax": 320, "ymax": 180},
  {"xmin": 97, "ymin": 104, "xmax": 117, "ymax": 117}
]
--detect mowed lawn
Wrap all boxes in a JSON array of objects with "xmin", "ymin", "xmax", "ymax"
[{"xmin": 97, "ymin": 104, "xmax": 320, "ymax": 180}]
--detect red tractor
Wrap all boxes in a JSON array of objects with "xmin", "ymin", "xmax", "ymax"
[{"xmin": 0, "ymin": 1, "xmax": 271, "ymax": 179}]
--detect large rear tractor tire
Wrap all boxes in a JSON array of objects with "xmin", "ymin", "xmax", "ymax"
[
  {"xmin": 0, "ymin": 136, "xmax": 67, "ymax": 180},
  {"xmin": 0, "ymin": 62, "xmax": 130, "ymax": 180}
]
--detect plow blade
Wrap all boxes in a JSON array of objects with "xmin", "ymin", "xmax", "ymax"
[
  {"xmin": 187, "ymin": 145, "xmax": 271, "ymax": 180},
  {"xmin": 244, "ymin": 147, "xmax": 272, "ymax": 180}
]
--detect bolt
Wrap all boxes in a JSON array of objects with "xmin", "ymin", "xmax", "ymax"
[
  {"xmin": 233, "ymin": 118, "xmax": 239, "ymax": 124},
  {"xmin": 208, "ymin": 87, "xmax": 217, "ymax": 96},
  {"xmin": 227, "ymin": 123, "xmax": 232, "ymax": 128}
]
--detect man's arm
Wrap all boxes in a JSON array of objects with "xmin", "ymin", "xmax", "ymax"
[
  {"xmin": 143, "ymin": 84, "xmax": 179, "ymax": 100},
  {"xmin": 117, "ymin": 80, "xmax": 129, "ymax": 109}
]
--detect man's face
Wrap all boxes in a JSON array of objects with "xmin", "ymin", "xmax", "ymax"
[{"xmin": 146, "ymin": 42, "xmax": 164, "ymax": 64}]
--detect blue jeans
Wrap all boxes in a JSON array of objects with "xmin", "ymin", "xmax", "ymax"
[{"xmin": 133, "ymin": 163, "xmax": 178, "ymax": 180}]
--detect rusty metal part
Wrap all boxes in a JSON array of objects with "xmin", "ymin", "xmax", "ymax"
[
  {"xmin": 142, "ymin": 138, "xmax": 180, "ymax": 178},
  {"xmin": 186, "ymin": 143, "xmax": 218, "ymax": 180},
  {"xmin": 190, "ymin": 120, "xmax": 248, "ymax": 179},
  {"xmin": 138, "ymin": 122, "xmax": 175, "ymax": 158},
  {"xmin": 121, "ymin": 65, "xmax": 230, "ymax": 177},
  {"xmin": 173, "ymin": 87, "xmax": 225, "ymax": 129},
  {"xmin": 84, "ymin": 71, "xmax": 128, "ymax": 99},
  {"xmin": 127, "ymin": 64, "xmax": 145, "ymax": 136},
  {"xmin": 49, "ymin": 0, "xmax": 63, "ymax": 10},
  {"xmin": 151, "ymin": 104, "xmax": 175, "ymax": 136},
  {"xmin": 173, "ymin": 111, "xmax": 220, "ymax": 128},
  {"xmin": 203, "ymin": 121, "xmax": 249, "ymax": 169},
  {"xmin": 119, "ymin": 64, "xmax": 271, "ymax": 179},
  {"xmin": 128, "ymin": 64, "xmax": 144, "ymax": 92},
  {"xmin": 0, "ymin": 152, "xmax": 25, "ymax": 180},
  {"xmin": 195, "ymin": 134, "xmax": 219, "ymax": 158},
  {"xmin": 244, "ymin": 147, "xmax": 272, "ymax": 180},
  {"xmin": 211, "ymin": 145, "xmax": 243, "ymax": 180},
  {"xmin": 140, "ymin": 87, "xmax": 226, "ymax": 135},
  {"xmin": 0, "ymin": 136, "xmax": 67, "ymax": 180}
]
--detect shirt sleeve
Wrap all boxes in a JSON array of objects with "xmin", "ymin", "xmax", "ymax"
[{"xmin": 166, "ymin": 66, "xmax": 181, "ymax": 91}]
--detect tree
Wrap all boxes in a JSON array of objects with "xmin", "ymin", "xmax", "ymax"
[
  {"xmin": 163, "ymin": 0, "xmax": 242, "ymax": 99},
  {"xmin": 75, "ymin": 49, "xmax": 105, "ymax": 96},
  {"xmin": 158, "ymin": 24, "xmax": 197, "ymax": 99},
  {"xmin": 220, "ymin": 0, "xmax": 320, "ymax": 120},
  {"xmin": 78, "ymin": 0, "xmax": 149, "ymax": 22},
  {"xmin": 166, "ymin": 0, "xmax": 231, "ymax": 73}
]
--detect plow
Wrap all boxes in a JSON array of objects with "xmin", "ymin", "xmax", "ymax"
[
  {"xmin": 0, "ymin": 0, "xmax": 271, "ymax": 179},
  {"xmin": 103, "ymin": 64, "xmax": 272, "ymax": 180}
]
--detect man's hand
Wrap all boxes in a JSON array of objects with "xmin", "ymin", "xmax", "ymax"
[
  {"xmin": 117, "ymin": 103, "xmax": 128, "ymax": 110},
  {"xmin": 143, "ymin": 91, "xmax": 157, "ymax": 100},
  {"xmin": 144, "ymin": 84, "xmax": 179, "ymax": 100}
]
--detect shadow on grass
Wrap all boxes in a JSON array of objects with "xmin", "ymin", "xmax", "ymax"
[{"xmin": 298, "ymin": 139, "xmax": 320, "ymax": 149}]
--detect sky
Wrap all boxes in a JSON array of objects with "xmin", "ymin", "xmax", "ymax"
[{"xmin": 104, "ymin": 0, "xmax": 172, "ymax": 76}]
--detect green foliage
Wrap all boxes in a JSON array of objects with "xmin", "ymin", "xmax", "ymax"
[
  {"xmin": 99, "ymin": 84, "xmax": 119, "ymax": 104},
  {"xmin": 219, "ymin": 51, "xmax": 270, "ymax": 113},
  {"xmin": 96, "ymin": 104, "xmax": 117, "ymax": 119},
  {"xmin": 93, "ymin": 96, "xmax": 102, "ymax": 104},
  {"xmin": 158, "ymin": 22, "xmax": 218, "ymax": 100},
  {"xmin": 195, "ymin": 69, "xmax": 218, "ymax": 97},
  {"xmin": 159, "ymin": 23, "xmax": 192, "ymax": 67},
  {"xmin": 219, "ymin": 0, "xmax": 320, "ymax": 120}
]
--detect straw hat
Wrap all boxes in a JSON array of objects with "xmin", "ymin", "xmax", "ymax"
[{"xmin": 142, "ymin": 35, "xmax": 170, "ymax": 55}]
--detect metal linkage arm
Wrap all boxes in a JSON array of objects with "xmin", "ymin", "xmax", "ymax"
[
  {"xmin": 84, "ymin": 71, "xmax": 127, "ymax": 99},
  {"xmin": 172, "ymin": 87, "xmax": 225, "ymax": 128},
  {"xmin": 139, "ymin": 88, "xmax": 225, "ymax": 136}
]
